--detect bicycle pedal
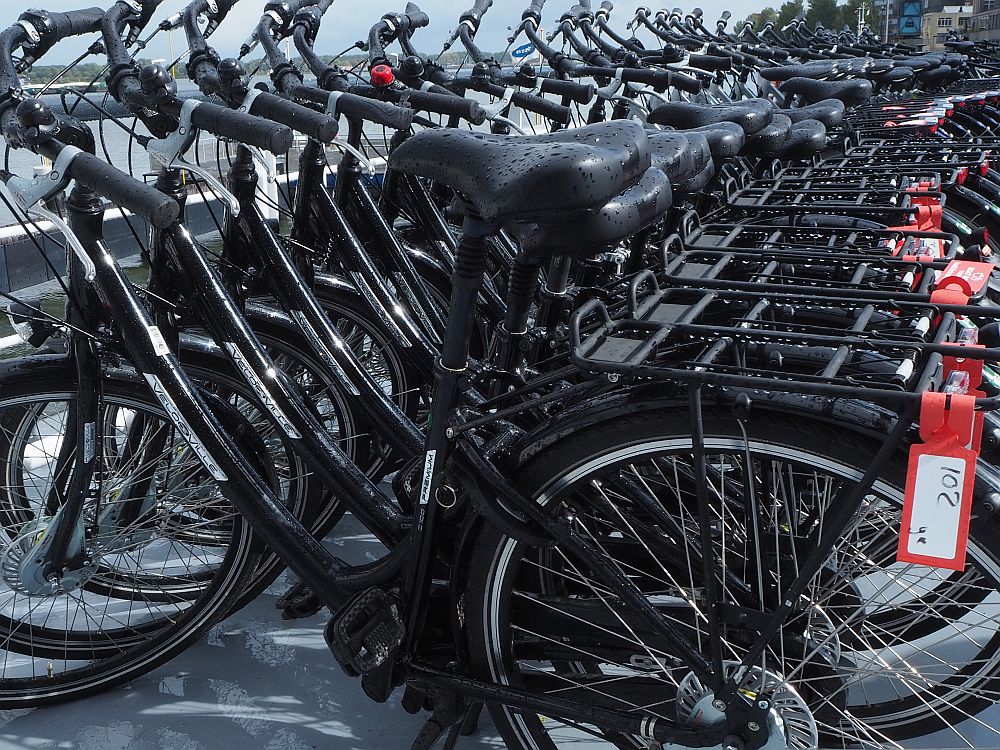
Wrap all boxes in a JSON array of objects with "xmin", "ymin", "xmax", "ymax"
[
  {"xmin": 276, "ymin": 580, "xmax": 325, "ymax": 620},
  {"xmin": 325, "ymin": 587, "xmax": 404, "ymax": 676}
]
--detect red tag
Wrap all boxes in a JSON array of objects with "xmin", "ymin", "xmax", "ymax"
[
  {"xmin": 898, "ymin": 393, "xmax": 978, "ymax": 571},
  {"xmin": 943, "ymin": 343, "xmax": 986, "ymax": 450},
  {"xmin": 937, "ymin": 260, "xmax": 994, "ymax": 295}
]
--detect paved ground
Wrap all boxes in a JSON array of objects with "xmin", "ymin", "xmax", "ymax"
[
  {"xmin": 0, "ymin": 515, "xmax": 996, "ymax": 749},
  {"xmin": 0, "ymin": 516, "xmax": 504, "ymax": 750}
]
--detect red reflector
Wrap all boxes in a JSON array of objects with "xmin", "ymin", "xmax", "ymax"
[
  {"xmin": 370, "ymin": 64, "xmax": 395, "ymax": 87},
  {"xmin": 981, "ymin": 162, "xmax": 990, "ymax": 176},
  {"xmin": 957, "ymin": 167, "xmax": 968, "ymax": 186}
]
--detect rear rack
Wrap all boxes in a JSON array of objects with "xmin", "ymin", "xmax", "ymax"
[{"xmin": 570, "ymin": 225, "xmax": 1000, "ymax": 408}]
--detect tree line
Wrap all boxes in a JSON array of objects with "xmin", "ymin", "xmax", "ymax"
[{"xmin": 741, "ymin": 0, "xmax": 881, "ymax": 34}]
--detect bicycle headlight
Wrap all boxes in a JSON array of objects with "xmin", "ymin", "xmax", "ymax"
[{"xmin": 5, "ymin": 302, "xmax": 54, "ymax": 348}]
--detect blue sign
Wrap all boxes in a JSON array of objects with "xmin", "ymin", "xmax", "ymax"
[{"xmin": 512, "ymin": 43, "xmax": 536, "ymax": 59}]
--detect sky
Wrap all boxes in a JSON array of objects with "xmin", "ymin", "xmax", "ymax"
[{"xmin": 0, "ymin": 0, "xmax": 736, "ymax": 67}]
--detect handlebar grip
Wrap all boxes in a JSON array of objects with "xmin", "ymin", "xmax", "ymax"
[
  {"xmin": 248, "ymin": 91, "xmax": 338, "ymax": 143},
  {"xmin": 618, "ymin": 67, "xmax": 689, "ymax": 93},
  {"xmin": 44, "ymin": 8, "xmax": 105, "ymax": 38},
  {"xmin": 403, "ymin": 3, "xmax": 430, "ymax": 29},
  {"xmin": 336, "ymin": 91, "xmax": 415, "ymax": 129},
  {"xmin": 740, "ymin": 44, "xmax": 788, "ymax": 61},
  {"xmin": 69, "ymin": 152, "xmax": 179, "ymax": 229},
  {"xmin": 405, "ymin": 89, "xmax": 486, "ymax": 124},
  {"xmin": 189, "ymin": 101, "xmax": 293, "ymax": 154},
  {"xmin": 538, "ymin": 77, "xmax": 595, "ymax": 103},
  {"xmin": 688, "ymin": 54, "xmax": 732, "ymax": 72},
  {"xmin": 461, "ymin": 0, "xmax": 494, "ymax": 24},
  {"xmin": 720, "ymin": 10, "xmax": 731, "ymax": 20},
  {"xmin": 669, "ymin": 70, "xmax": 703, "ymax": 95},
  {"xmin": 510, "ymin": 91, "xmax": 572, "ymax": 124}
]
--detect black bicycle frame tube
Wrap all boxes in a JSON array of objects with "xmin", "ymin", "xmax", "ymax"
[
  {"xmin": 225, "ymin": 148, "xmax": 425, "ymax": 459},
  {"xmin": 688, "ymin": 385, "xmax": 725, "ymax": 689},
  {"xmin": 293, "ymin": 138, "xmax": 437, "ymax": 368},
  {"xmin": 43, "ymin": 191, "xmax": 103, "ymax": 572},
  {"xmin": 157, "ymin": 217, "xmax": 405, "ymax": 546},
  {"xmin": 400, "ymin": 220, "xmax": 489, "ymax": 654},
  {"xmin": 336, "ymin": 121, "xmax": 446, "ymax": 349},
  {"xmin": 391, "ymin": 169, "xmax": 508, "ymax": 324},
  {"xmin": 409, "ymin": 663, "xmax": 724, "ymax": 746},
  {"xmin": 68, "ymin": 196, "xmax": 356, "ymax": 611}
]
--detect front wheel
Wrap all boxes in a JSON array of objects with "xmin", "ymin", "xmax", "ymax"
[
  {"xmin": 0, "ymin": 358, "xmax": 259, "ymax": 706},
  {"xmin": 463, "ymin": 405, "xmax": 1000, "ymax": 748}
]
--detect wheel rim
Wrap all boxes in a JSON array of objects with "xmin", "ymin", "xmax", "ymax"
[{"xmin": 480, "ymin": 435, "xmax": 1000, "ymax": 749}]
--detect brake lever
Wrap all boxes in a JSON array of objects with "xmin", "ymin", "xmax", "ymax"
[
  {"xmin": 329, "ymin": 139, "xmax": 377, "ymax": 176},
  {"xmin": 594, "ymin": 68, "xmax": 625, "ymax": 99},
  {"xmin": 2, "ymin": 146, "xmax": 97, "ymax": 281},
  {"xmin": 478, "ymin": 85, "xmax": 517, "ymax": 118},
  {"xmin": 146, "ymin": 99, "xmax": 241, "ymax": 216}
]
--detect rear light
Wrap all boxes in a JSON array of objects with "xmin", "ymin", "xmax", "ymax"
[
  {"xmin": 957, "ymin": 167, "xmax": 969, "ymax": 186},
  {"xmin": 982, "ymin": 161, "xmax": 991, "ymax": 176}
]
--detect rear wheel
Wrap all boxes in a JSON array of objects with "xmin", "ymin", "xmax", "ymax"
[{"xmin": 464, "ymin": 406, "xmax": 1000, "ymax": 748}]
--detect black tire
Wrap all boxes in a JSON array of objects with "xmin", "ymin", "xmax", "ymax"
[
  {"xmin": 464, "ymin": 405, "xmax": 1000, "ymax": 748},
  {"xmin": 0, "ymin": 358, "xmax": 259, "ymax": 706}
]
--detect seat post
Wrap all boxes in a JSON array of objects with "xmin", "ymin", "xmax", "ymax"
[
  {"xmin": 440, "ymin": 216, "xmax": 496, "ymax": 372},
  {"xmin": 492, "ymin": 251, "xmax": 541, "ymax": 384}
]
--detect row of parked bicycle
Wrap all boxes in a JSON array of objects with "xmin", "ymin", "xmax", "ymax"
[{"xmin": 2, "ymin": 0, "xmax": 1000, "ymax": 748}]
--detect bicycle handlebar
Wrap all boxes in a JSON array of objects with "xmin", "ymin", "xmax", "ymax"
[
  {"xmin": 70, "ymin": 149, "xmax": 180, "ymax": 228},
  {"xmin": 291, "ymin": 83, "xmax": 416, "ymax": 129},
  {"xmin": 188, "ymin": 99, "xmax": 293, "ymax": 153},
  {"xmin": 39, "ymin": 8, "xmax": 106, "ymax": 38},
  {"xmin": 687, "ymin": 53, "xmax": 732, "ymax": 72},
  {"xmin": 8, "ymin": 99, "xmax": 179, "ymax": 228},
  {"xmin": 460, "ymin": 0, "xmax": 494, "ymax": 29},
  {"xmin": 247, "ymin": 89, "xmax": 339, "ymax": 143}
]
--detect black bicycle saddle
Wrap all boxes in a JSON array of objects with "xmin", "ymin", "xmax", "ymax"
[
  {"xmin": 780, "ymin": 77, "xmax": 872, "ymax": 106},
  {"xmin": 647, "ymin": 98, "xmax": 774, "ymax": 136},
  {"xmin": 783, "ymin": 99, "xmax": 845, "ymax": 128},
  {"xmin": 760, "ymin": 61, "xmax": 838, "ymax": 82},
  {"xmin": 743, "ymin": 113, "xmax": 793, "ymax": 157},
  {"xmin": 775, "ymin": 118, "xmax": 827, "ymax": 160},
  {"xmin": 647, "ymin": 131, "xmax": 711, "ymax": 185},
  {"xmin": 509, "ymin": 167, "xmax": 672, "ymax": 256},
  {"xmin": 388, "ymin": 121, "xmax": 651, "ymax": 223},
  {"xmin": 686, "ymin": 122, "xmax": 745, "ymax": 161}
]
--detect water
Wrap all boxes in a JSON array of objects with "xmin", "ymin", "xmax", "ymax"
[{"xmin": 0, "ymin": 258, "xmax": 152, "ymax": 356}]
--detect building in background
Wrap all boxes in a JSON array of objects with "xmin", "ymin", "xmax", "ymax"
[
  {"xmin": 872, "ymin": 0, "xmax": 901, "ymax": 39},
  {"xmin": 964, "ymin": 0, "xmax": 1000, "ymax": 42},
  {"xmin": 920, "ymin": 1, "xmax": 974, "ymax": 47},
  {"xmin": 898, "ymin": 0, "xmax": 924, "ymax": 38}
]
